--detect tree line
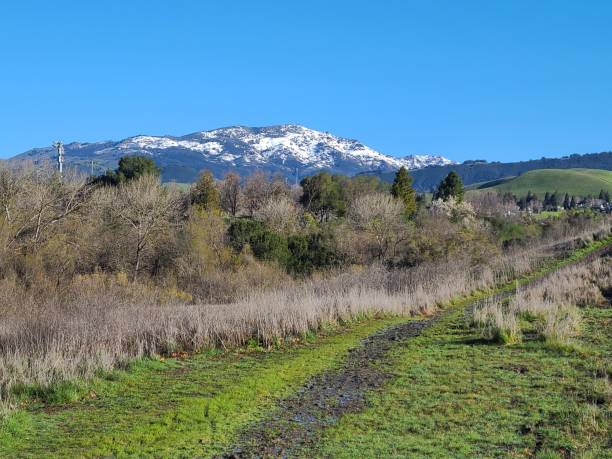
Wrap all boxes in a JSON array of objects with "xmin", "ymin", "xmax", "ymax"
[
  {"xmin": 516, "ymin": 189, "xmax": 610, "ymax": 211},
  {"xmin": 4, "ymin": 154, "xmax": 600, "ymax": 306}
]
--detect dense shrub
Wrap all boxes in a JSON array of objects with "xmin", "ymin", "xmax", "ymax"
[
  {"xmin": 229, "ymin": 218, "xmax": 339, "ymax": 275},
  {"xmin": 490, "ymin": 218, "xmax": 541, "ymax": 245},
  {"xmin": 228, "ymin": 218, "xmax": 290, "ymax": 266},
  {"xmin": 287, "ymin": 233, "xmax": 339, "ymax": 275}
]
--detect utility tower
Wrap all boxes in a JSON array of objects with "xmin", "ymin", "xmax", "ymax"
[{"xmin": 52, "ymin": 141, "xmax": 65, "ymax": 176}]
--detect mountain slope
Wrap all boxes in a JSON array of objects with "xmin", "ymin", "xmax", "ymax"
[
  {"xmin": 8, "ymin": 125, "xmax": 453, "ymax": 182},
  {"xmin": 478, "ymin": 168, "xmax": 612, "ymax": 197},
  {"xmin": 367, "ymin": 152, "xmax": 612, "ymax": 191}
]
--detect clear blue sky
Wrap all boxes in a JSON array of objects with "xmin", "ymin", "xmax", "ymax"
[{"xmin": 1, "ymin": 0, "xmax": 611, "ymax": 162}]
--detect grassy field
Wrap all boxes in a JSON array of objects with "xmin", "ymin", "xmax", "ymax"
[
  {"xmin": 0, "ymin": 316, "xmax": 410, "ymax": 458},
  {"xmin": 308, "ymin": 306, "xmax": 611, "ymax": 458},
  {"xmin": 1, "ymin": 240, "xmax": 610, "ymax": 458},
  {"xmin": 476, "ymin": 168, "xmax": 612, "ymax": 197}
]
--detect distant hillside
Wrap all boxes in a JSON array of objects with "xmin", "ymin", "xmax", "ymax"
[
  {"xmin": 7, "ymin": 125, "xmax": 453, "ymax": 182},
  {"xmin": 476, "ymin": 168, "xmax": 612, "ymax": 197},
  {"xmin": 366, "ymin": 152, "xmax": 612, "ymax": 191}
]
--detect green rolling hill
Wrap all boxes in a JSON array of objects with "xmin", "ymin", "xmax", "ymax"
[{"xmin": 475, "ymin": 168, "xmax": 612, "ymax": 197}]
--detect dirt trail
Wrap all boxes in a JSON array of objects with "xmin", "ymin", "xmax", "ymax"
[
  {"xmin": 220, "ymin": 243, "xmax": 612, "ymax": 458},
  {"xmin": 220, "ymin": 314, "xmax": 442, "ymax": 458}
]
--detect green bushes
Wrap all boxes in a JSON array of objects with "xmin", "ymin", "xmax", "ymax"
[
  {"xmin": 228, "ymin": 219, "xmax": 290, "ymax": 265},
  {"xmin": 287, "ymin": 233, "xmax": 338, "ymax": 276},
  {"xmin": 228, "ymin": 219, "xmax": 339, "ymax": 275},
  {"xmin": 93, "ymin": 155, "xmax": 161, "ymax": 185}
]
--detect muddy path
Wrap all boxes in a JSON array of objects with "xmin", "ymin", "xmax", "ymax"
[
  {"xmin": 219, "ymin": 243, "xmax": 612, "ymax": 459},
  {"xmin": 219, "ymin": 314, "xmax": 443, "ymax": 458},
  {"xmin": 220, "ymin": 297, "xmax": 506, "ymax": 459}
]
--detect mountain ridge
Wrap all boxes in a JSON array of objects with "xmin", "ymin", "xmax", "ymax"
[{"xmin": 8, "ymin": 124, "xmax": 454, "ymax": 183}]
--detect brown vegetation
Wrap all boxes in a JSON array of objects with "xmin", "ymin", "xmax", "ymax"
[
  {"xmin": 473, "ymin": 256, "xmax": 612, "ymax": 345},
  {"xmin": 0, "ymin": 162, "xmax": 610, "ymax": 409}
]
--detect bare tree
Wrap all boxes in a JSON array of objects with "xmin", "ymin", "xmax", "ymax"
[
  {"xmin": 254, "ymin": 195, "xmax": 300, "ymax": 234},
  {"xmin": 243, "ymin": 172, "xmax": 289, "ymax": 216},
  {"xmin": 0, "ymin": 164, "xmax": 90, "ymax": 253},
  {"xmin": 348, "ymin": 193, "xmax": 406, "ymax": 261},
  {"xmin": 220, "ymin": 172, "xmax": 242, "ymax": 216},
  {"xmin": 467, "ymin": 191, "xmax": 519, "ymax": 218},
  {"xmin": 112, "ymin": 175, "xmax": 180, "ymax": 282}
]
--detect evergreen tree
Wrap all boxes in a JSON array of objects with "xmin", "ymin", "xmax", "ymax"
[
  {"xmin": 563, "ymin": 193, "xmax": 570, "ymax": 210},
  {"xmin": 191, "ymin": 170, "xmax": 220, "ymax": 210},
  {"xmin": 390, "ymin": 167, "xmax": 417, "ymax": 215},
  {"xmin": 549, "ymin": 192, "xmax": 559, "ymax": 209},
  {"xmin": 299, "ymin": 172, "xmax": 346, "ymax": 221},
  {"xmin": 543, "ymin": 192, "xmax": 551, "ymax": 208},
  {"xmin": 433, "ymin": 171, "xmax": 464, "ymax": 203},
  {"xmin": 116, "ymin": 156, "xmax": 161, "ymax": 181},
  {"xmin": 93, "ymin": 155, "xmax": 161, "ymax": 186},
  {"xmin": 599, "ymin": 189, "xmax": 606, "ymax": 200},
  {"xmin": 570, "ymin": 196, "xmax": 577, "ymax": 209}
]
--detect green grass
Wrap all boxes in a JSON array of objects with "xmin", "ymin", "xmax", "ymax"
[
  {"xmin": 0, "ymin": 316, "xmax": 410, "ymax": 458},
  {"xmin": 477, "ymin": 168, "xmax": 612, "ymax": 197},
  {"xmin": 310, "ymin": 305, "xmax": 611, "ymax": 458},
  {"xmin": 1, "ymin": 238, "xmax": 610, "ymax": 458}
]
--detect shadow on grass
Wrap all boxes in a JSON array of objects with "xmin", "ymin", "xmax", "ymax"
[{"xmin": 449, "ymin": 337, "xmax": 501, "ymax": 346}]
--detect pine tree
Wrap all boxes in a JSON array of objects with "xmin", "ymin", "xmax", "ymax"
[
  {"xmin": 433, "ymin": 171, "xmax": 464, "ymax": 203},
  {"xmin": 570, "ymin": 196, "xmax": 577, "ymax": 209},
  {"xmin": 390, "ymin": 167, "xmax": 417, "ymax": 215},
  {"xmin": 549, "ymin": 192, "xmax": 559, "ymax": 209},
  {"xmin": 543, "ymin": 192, "xmax": 551, "ymax": 208},
  {"xmin": 93, "ymin": 155, "xmax": 161, "ymax": 186},
  {"xmin": 563, "ymin": 193, "xmax": 570, "ymax": 210}
]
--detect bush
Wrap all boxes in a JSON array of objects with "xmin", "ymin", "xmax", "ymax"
[
  {"xmin": 287, "ymin": 233, "xmax": 338, "ymax": 276},
  {"xmin": 490, "ymin": 218, "xmax": 541, "ymax": 245},
  {"xmin": 229, "ymin": 218, "xmax": 340, "ymax": 275},
  {"xmin": 228, "ymin": 218, "xmax": 290, "ymax": 266}
]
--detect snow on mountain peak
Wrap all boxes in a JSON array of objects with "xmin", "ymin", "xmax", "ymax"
[{"xmin": 11, "ymin": 124, "xmax": 455, "ymax": 182}]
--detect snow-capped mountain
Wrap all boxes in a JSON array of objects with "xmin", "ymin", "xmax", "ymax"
[
  {"xmin": 9, "ymin": 125, "xmax": 455, "ymax": 183},
  {"xmin": 401, "ymin": 154, "xmax": 454, "ymax": 169}
]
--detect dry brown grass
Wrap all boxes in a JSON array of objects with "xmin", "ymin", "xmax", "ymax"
[
  {"xmin": 473, "ymin": 255, "xmax": 612, "ymax": 345},
  {"xmin": 472, "ymin": 298, "xmax": 522, "ymax": 344},
  {"xmin": 0, "ymin": 243, "xmax": 563, "ymax": 409}
]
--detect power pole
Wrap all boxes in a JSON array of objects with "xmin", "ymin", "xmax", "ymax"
[{"xmin": 52, "ymin": 141, "xmax": 64, "ymax": 177}]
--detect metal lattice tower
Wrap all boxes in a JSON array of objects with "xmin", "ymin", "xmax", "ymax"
[{"xmin": 52, "ymin": 141, "xmax": 64, "ymax": 176}]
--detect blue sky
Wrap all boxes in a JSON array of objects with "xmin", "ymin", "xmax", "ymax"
[{"xmin": 1, "ymin": 0, "xmax": 611, "ymax": 162}]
